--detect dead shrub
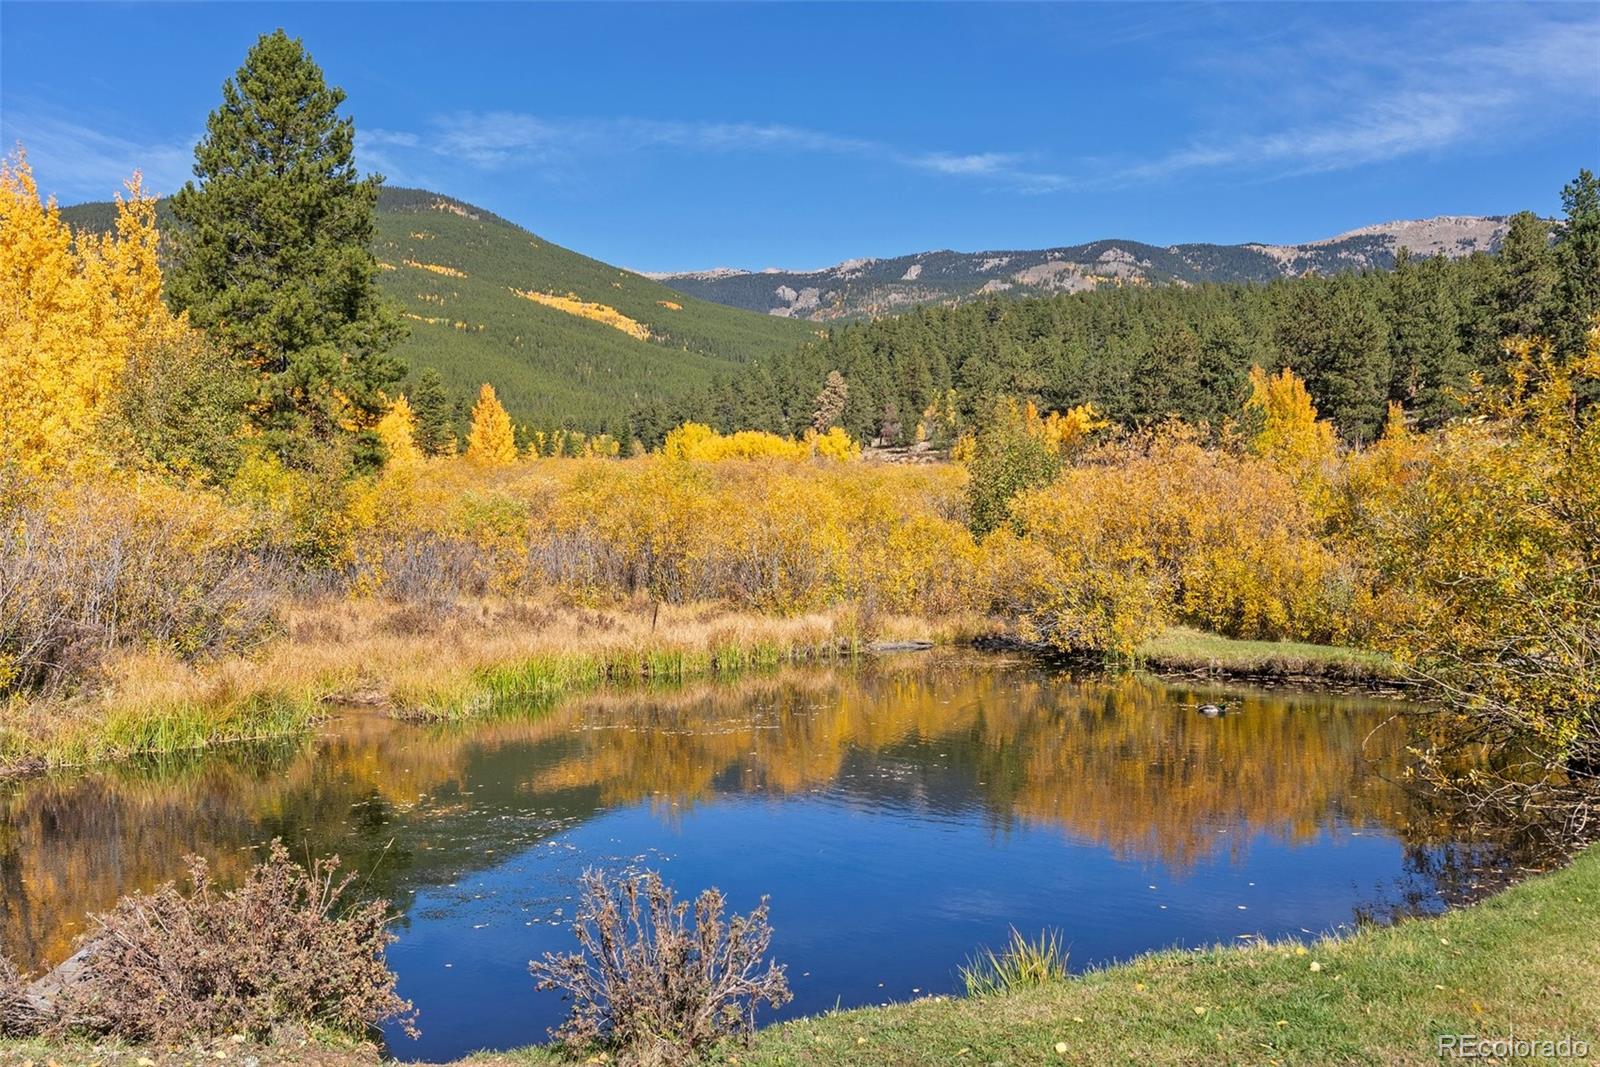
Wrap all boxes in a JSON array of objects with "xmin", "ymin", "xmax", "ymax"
[
  {"xmin": 377, "ymin": 601, "xmax": 458, "ymax": 637},
  {"xmin": 1, "ymin": 953, "xmax": 41, "ymax": 1036},
  {"xmin": 0, "ymin": 474, "xmax": 280, "ymax": 696},
  {"xmin": 61, "ymin": 840, "xmax": 415, "ymax": 1044},
  {"xmin": 367, "ymin": 531, "xmax": 497, "ymax": 603},
  {"xmin": 531, "ymin": 869, "xmax": 791, "ymax": 1066},
  {"xmin": 492, "ymin": 599, "xmax": 559, "ymax": 630}
]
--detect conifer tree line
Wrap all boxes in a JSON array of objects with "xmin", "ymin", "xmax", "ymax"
[{"xmin": 659, "ymin": 176, "xmax": 1597, "ymax": 448}]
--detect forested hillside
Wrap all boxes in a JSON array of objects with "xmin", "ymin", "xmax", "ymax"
[
  {"xmin": 665, "ymin": 206, "xmax": 1590, "ymax": 446},
  {"xmin": 60, "ymin": 188, "xmax": 813, "ymax": 431}
]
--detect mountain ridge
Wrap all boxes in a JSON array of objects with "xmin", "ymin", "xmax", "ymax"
[{"xmin": 647, "ymin": 214, "xmax": 1514, "ymax": 321}]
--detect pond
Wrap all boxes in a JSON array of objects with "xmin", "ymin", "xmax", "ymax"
[{"xmin": 0, "ymin": 652, "xmax": 1500, "ymax": 1060}]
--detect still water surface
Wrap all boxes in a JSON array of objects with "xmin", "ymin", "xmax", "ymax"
[{"xmin": 1, "ymin": 654, "xmax": 1489, "ymax": 1059}]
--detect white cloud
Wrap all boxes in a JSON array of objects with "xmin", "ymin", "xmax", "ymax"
[
  {"xmin": 0, "ymin": 106, "xmax": 197, "ymax": 202},
  {"xmin": 370, "ymin": 111, "xmax": 1061, "ymax": 193},
  {"xmin": 1106, "ymin": 10, "xmax": 1599, "ymax": 185},
  {"xmin": 10, "ymin": 6, "xmax": 1590, "ymax": 208}
]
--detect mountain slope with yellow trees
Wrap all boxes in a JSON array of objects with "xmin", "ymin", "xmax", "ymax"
[{"xmin": 58, "ymin": 186, "xmax": 813, "ymax": 434}]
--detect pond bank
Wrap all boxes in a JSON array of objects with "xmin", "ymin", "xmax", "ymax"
[
  {"xmin": 7, "ymin": 845, "xmax": 1593, "ymax": 1066},
  {"xmin": 1137, "ymin": 626, "xmax": 1404, "ymax": 686},
  {"xmin": 0, "ymin": 614, "xmax": 1398, "ymax": 778},
  {"xmin": 973, "ymin": 626, "xmax": 1405, "ymax": 688},
  {"xmin": 0, "ymin": 600, "xmax": 982, "ymax": 777}
]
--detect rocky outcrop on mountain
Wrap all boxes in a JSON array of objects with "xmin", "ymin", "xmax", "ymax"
[{"xmin": 653, "ymin": 215, "xmax": 1513, "ymax": 321}]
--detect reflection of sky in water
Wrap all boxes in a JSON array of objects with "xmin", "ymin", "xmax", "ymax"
[
  {"xmin": 0, "ymin": 657, "xmax": 1488, "ymax": 1061},
  {"xmin": 389, "ymin": 794, "xmax": 1410, "ymax": 1062}
]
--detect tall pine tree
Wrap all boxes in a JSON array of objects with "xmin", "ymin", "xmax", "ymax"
[
  {"xmin": 1274, "ymin": 275, "xmax": 1390, "ymax": 441},
  {"xmin": 1554, "ymin": 169, "xmax": 1600, "ymax": 360},
  {"xmin": 1386, "ymin": 250, "xmax": 1468, "ymax": 426},
  {"xmin": 1492, "ymin": 210, "xmax": 1556, "ymax": 342},
  {"xmin": 167, "ymin": 29, "xmax": 404, "ymax": 465}
]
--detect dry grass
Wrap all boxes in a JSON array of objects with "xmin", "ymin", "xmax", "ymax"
[
  {"xmin": 265, "ymin": 598, "xmax": 971, "ymax": 716},
  {"xmin": 0, "ymin": 597, "xmax": 982, "ymax": 773}
]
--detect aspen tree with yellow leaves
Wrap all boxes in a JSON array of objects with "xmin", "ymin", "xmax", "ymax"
[
  {"xmin": 0, "ymin": 154, "xmax": 186, "ymax": 476},
  {"xmin": 376, "ymin": 395, "xmax": 424, "ymax": 469},
  {"xmin": 466, "ymin": 384, "xmax": 519, "ymax": 466},
  {"xmin": 1349, "ymin": 325, "xmax": 1600, "ymax": 806},
  {"xmin": 1244, "ymin": 366, "xmax": 1338, "ymax": 475}
]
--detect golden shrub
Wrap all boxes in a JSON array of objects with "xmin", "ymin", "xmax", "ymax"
[
  {"xmin": 661, "ymin": 423, "xmax": 860, "ymax": 463},
  {"xmin": 1245, "ymin": 366, "xmax": 1338, "ymax": 492},
  {"xmin": 375, "ymin": 395, "xmax": 423, "ymax": 469},
  {"xmin": 991, "ymin": 426, "xmax": 1351, "ymax": 655}
]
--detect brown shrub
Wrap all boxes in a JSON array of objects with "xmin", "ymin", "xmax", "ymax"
[
  {"xmin": 61, "ymin": 840, "xmax": 415, "ymax": 1044},
  {"xmin": 1, "ymin": 953, "xmax": 40, "ymax": 1036},
  {"xmin": 531, "ymin": 869, "xmax": 791, "ymax": 1067},
  {"xmin": 0, "ymin": 474, "xmax": 279, "ymax": 696}
]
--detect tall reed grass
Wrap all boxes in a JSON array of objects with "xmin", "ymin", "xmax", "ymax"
[{"xmin": 959, "ymin": 928, "xmax": 1071, "ymax": 997}]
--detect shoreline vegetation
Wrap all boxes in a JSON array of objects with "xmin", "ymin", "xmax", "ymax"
[
  {"xmin": 0, "ymin": 601, "xmax": 983, "ymax": 776},
  {"xmin": 1, "ymin": 609, "xmax": 1405, "ymax": 779},
  {"xmin": 5, "ymin": 844, "xmax": 1593, "ymax": 1066},
  {"xmin": 1135, "ymin": 626, "xmax": 1403, "ymax": 686},
  {"xmin": 7, "ymin": 131, "xmax": 1597, "ymax": 803}
]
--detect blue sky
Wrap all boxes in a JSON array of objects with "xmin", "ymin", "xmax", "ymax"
[{"xmin": 2, "ymin": 2, "xmax": 1596, "ymax": 272}]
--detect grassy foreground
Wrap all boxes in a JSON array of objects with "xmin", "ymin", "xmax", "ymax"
[{"xmin": 7, "ymin": 846, "xmax": 1591, "ymax": 1066}]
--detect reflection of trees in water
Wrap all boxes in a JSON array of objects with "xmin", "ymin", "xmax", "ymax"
[
  {"xmin": 0, "ymin": 659, "xmax": 1469, "ymax": 972},
  {"xmin": 1355, "ymin": 814, "xmax": 1580, "ymax": 927},
  {"xmin": 532, "ymin": 668, "xmax": 1443, "ymax": 870}
]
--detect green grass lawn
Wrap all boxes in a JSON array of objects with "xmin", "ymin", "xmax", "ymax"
[
  {"xmin": 1137, "ymin": 626, "xmax": 1402, "ymax": 683},
  {"xmin": 6, "ymin": 846, "xmax": 1596, "ymax": 1065}
]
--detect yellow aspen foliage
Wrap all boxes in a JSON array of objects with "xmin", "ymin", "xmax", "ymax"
[
  {"xmin": 661, "ymin": 422, "xmax": 724, "ymax": 460},
  {"xmin": 0, "ymin": 153, "xmax": 184, "ymax": 475},
  {"xmin": 1037, "ymin": 402, "xmax": 1107, "ymax": 455},
  {"xmin": 376, "ymin": 395, "xmax": 423, "ymax": 469},
  {"xmin": 1244, "ymin": 366, "xmax": 1337, "ymax": 476},
  {"xmin": 466, "ymin": 384, "xmax": 518, "ymax": 466},
  {"xmin": 918, "ymin": 388, "xmax": 964, "ymax": 447},
  {"xmin": 988, "ymin": 424, "xmax": 1349, "ymax": 654},
  {"xmin": 803, "ymin": 426, "xmax": 861, "ymax": 460},
  {"xmin": 1350, "ymin": 326, "xmax": 1600, "ymax": 779},
  {"xmin": 510, "ymin": 289, "xmax": 652, "ymax": 341},
  {"xmin": 661, "ymin": 423, "xmax": 859, "ymax": 462},
  {"xmin": 1379, "ymin": 401, "xmax": 1409, "ymax": 444},
  {"xmin": 402, "ymin": 258, "xmax": 466, "ymax": 278},
  {"xmin": 581, "ymin": 434, "xmax": 623, "ymax": 458}
]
